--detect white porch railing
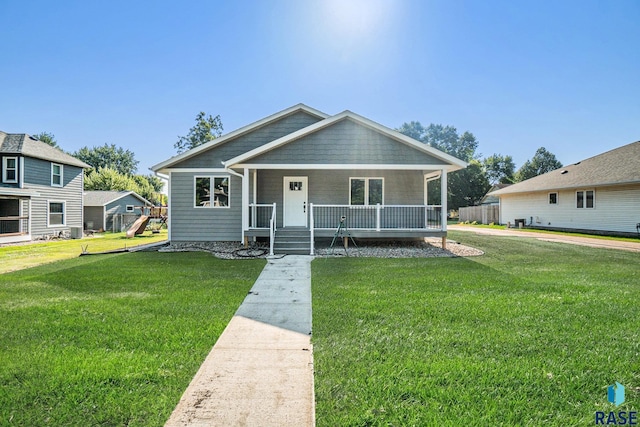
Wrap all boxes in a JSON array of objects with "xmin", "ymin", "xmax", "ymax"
[
  {"xmin": 0, "ymin": 216, "xmax": 29, "ymax": 235},
  {"xmin": 311, "ymin": 204, "xmax": 443, "ymax": 230},
  {"xmin": 249, "ymin": 203, "xmax": 276, "ymax": 229},
  {"xmin": 248, "ymin": 203, "xmax": 276, "ymax": 256}
]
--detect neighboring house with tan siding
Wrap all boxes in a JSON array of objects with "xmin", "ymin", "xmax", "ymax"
[
  {"xmin": 0, "ymin": 131, "xmax": 90, "ymax": 243},
  {"xmin": 490, "ymin": 141, "xmax": 640, "ymax": 236},
  {"xmin": 152, "ymin": 104, "xmax": 467, "ymax": 254}
]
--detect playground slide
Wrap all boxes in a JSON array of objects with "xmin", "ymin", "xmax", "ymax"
[{"xmin": 126, "ymin": 215, "xmax": 150, "ymax": 238}]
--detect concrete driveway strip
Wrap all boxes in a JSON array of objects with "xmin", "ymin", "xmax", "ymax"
[
  {"xmin": 450, "ymin": 225, "xmax": 640, "ymax": 252},
  {"xmin": 165, "ymin": 255, "xmax": 315, "ymax": 427}
]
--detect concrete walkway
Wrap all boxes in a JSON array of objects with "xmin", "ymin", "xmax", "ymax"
[
  {"xmin": 165, "ymin": 255, "xmax": 314, "ymax": 427},
  {"xmin": 450, "ymin": 225, "xmax": 640, "ymax": 252}
]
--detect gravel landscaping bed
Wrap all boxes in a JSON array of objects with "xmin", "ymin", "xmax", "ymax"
[{"xmin": 159, "ymin": 239, "xmax": 483, "ymax": 259}]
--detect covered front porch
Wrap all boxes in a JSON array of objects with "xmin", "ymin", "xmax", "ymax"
[
  {"xmin": 239, "ymin": 167, "xmax": 450, "ymax": 255},
  {"xmin": 0, "ymin": 196, "xmax": 31, "ymax": 244}
]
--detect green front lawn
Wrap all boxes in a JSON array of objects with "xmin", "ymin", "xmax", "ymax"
[
  {"xmin": 0, "ymin": 230, "xmax": 168, "ymax": 274},
  {"xmin": 0, "ymin": 251, "xmax": 264, "ymax": 426},
  {"xmin": 312, "ymin": 231, "xmax": 639, "ymax": 426}
]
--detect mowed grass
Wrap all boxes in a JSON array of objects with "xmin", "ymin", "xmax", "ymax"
[
  {"xmin": 0, "ymin": 230, "xmax": 168, "ymax": 274},
  {"xmin": 0, "ymin": 251, "xmax": 264, "ymax": 426},
  {"xmin": 312, "ymin": 231, "xmax": 639, "ymax": 426}
]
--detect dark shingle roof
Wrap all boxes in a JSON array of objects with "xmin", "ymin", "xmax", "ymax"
[
  {"xmin": 84, "ymin": 190, "xmax": 151, "ymax": 207},
  {"xmin": 0, "ymin": 131, "xmax": 91, "ymax": 168},
  {"xmin": 491, "ymin": 141, "xmax": 640, "ymax": 196}
]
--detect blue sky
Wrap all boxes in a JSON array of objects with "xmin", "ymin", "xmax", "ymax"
[{"xmin": 1, "ymin": 0, "xmax": 638, "ymax": 174}]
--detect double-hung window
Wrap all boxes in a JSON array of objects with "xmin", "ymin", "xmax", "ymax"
[
  {"xmin": 350, "ymin": 178, "xmax": 384, "ymax": 205},
  {"xmin": 2, "ymin": 157, "xmax": 18, "ymax": 183},
  {"xmin": 48, "ymin": 201, "xmax": 65, "ymax": 226},
  {"xmin": 576, "ymin": 190, "xmax": 594, "ymax": 209},
  {"xmin": 51, "ymin": 163, "xmax": 63, "ymax": 187},
  {"xmin": 194, "ymin": 176, "xmax": 230, "ymax": 208}
]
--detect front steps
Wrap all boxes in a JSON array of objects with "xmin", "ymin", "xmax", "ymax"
[{"xmin": 273, "ymin": 228, "xmax": 311, "ymax": 255}]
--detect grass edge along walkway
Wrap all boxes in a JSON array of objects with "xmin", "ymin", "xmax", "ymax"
[
  {"xmin": 0, "ymin": 230, "xmax": 168, "ymax": 274},
  {"xmin": 0, "ymin": 251, "xmax": 265, "ymax": 426},
  {"xmin": 312, "ymin": 232, "xmax": 639, "ymax": 426}
]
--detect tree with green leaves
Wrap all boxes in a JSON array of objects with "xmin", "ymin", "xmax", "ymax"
[
  {"xmin": 174, "ymin": 112, "xmax": 223, "ymax": 154},
  {"xmin": 33, "ymin": 132, "xmax": 58, "ymax": 148},
  {"xmin": 515, "ymin": 147, "xmax": 563, "ymax": 182},
  {"xmin": 72, "ymin": 144, "xmax": 139, "ymax": 176},
  {"xmin": 483, "ymin": 154, "xmax": 516, "ymax": 184},
  {"xmin": 397, "ymin": 121, "xmax": 489, "ymax": 209},
  {"xmin": 84, "ymin": 167, "xmax": 163, "ymax": 205}
]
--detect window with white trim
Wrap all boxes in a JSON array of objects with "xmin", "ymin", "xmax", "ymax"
[
  {"xmin": 2, "ymin": 157, "xmax": 18, "ymax": 183},
  {"xmin": 350, "ymin": 178, "xmax": 384, "ymax": 205},
  {"xmin": 126, "ymin": 205, "xmax": 135, "ymax": 213},
  {"xmin": 194, "ymin": 176, "xmax": 230, "ymax": 207},
  {"xmin": 576, "ymin": 190, "xmax": 594, "ymax": 209},
  {"xmin": 48, "ymin": 201, "xmax": 65, "ymax": 226},
  {"xmin": 51, "ymin": 163, "xmax": 63, "ymax": 187},
  {"xmin": 548, "ymin": 192, "xmax": 558, "ymax": 205}
]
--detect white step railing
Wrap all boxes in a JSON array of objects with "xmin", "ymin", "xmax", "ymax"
[{"xmin": 268, "ymin": 203, "xmax": 276, "ymax": 256}]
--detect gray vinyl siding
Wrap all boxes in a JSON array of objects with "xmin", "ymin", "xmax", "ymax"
[
  {"xmin": 84, "ymin": 206, "xmax": 104, "ymax": 230},
  {"xmin": 257, "ymin": 169, "xmax": 425, "ymax": 228},
  {"xmin": 499, "ymin": 184, "xmax": 640, "ymax": 234},
  {"xmin": 104, "ymin": 194, "xmax": 147, "ymax": 231},
  {"xmin": 170, "ymin": 171, "xmax": 242, "ymax": 241},
  {"xmin": 247, "ymin": 119, "xmax": 447, "ymax": 165},
  {"xmin": 25, "ymin": 159, "xmax": 84, "ymax": 238},
  {"xmin": 172, "ymin": 111, "xmax": 322, "ymax": 168}
]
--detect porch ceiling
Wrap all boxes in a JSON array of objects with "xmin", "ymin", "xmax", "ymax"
[{"xmin": 0, "ymin": 188, "xmax": 39, "ymax": 197}]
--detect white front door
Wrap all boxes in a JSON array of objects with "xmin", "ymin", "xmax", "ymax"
[{"xmin": 283, "ymin": 176, "xmax": 308, "ymax": 227}]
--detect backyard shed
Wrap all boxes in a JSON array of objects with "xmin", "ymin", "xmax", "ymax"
[{"xmin": 83, "ymin": 190, "xmax": 152, "ymax": 232}]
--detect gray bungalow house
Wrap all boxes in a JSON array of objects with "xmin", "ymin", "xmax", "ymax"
[
  {"xmin": 84, "ymin": 190, "xmax": 152, "ymax": 232},
  {"xmin": 490, "ymin": 140, "xmax": 640, "ymax": 236},
  {"xmin": 151, "ymin": 104, "xmax": 467, "ymax": 254},
  {"xmin": 0, "ymin": 131, "xmax": 90, "ymax": 244}
]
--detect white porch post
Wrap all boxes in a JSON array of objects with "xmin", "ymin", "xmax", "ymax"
[
  {"xmin": 440, "ymin": 168, "xmax": 448, "ymax": 232},
  {"xmin": 242, "ymin": 168, "xmax": 250, "ymax": 245},
  {"xmin": 251, "ymin": 170, "xmax": 257, "ymax": 229}
]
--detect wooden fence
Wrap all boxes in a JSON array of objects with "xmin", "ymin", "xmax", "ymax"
[{"xmin": 458, "ymin": 205, "xmax": 500, "ymax": 224}]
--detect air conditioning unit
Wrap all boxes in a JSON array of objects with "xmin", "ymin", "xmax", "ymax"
[{"xmin": 70, "ymin": 227, "xmax": 83, "ymax": 239}]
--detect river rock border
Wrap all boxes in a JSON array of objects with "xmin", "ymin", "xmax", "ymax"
[{"xmin": 159, "ymin": 239, "xmax": 483, "ymax": 259}]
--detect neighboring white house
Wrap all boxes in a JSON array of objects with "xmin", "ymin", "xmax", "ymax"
[{"xmin": 490, "ymin": 140, "xmax": 640, "ymax": 236}]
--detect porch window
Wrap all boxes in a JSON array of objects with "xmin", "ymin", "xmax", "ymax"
[
  {"xmin": 350, "ymin": 178, "xmax": 383, "ymax": 205},
  {"xmin": 194, "ymin": 176, "xmax": 229, "ymax": 208},
  {"xmin": 576, "ymin": 190, "xmax": 594, "ymax": 209},
  {"xmin": 48, "ymin": 201, "xmax": 65, "ymax": 226},
  {"xmin": 548, "ymin": 192, "xmax": 558, "ymax": 205},
  {"xmin": 2, "ymin": 157, "xmax": 18, "ymax": 183},
  {"xmin": 51, "ymin": 163, "xmax": 63, "ymax": 187}
]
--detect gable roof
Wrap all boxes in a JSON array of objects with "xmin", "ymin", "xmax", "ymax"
[
  {"xmin": 481, "ymin": 183, "xmax": 511, "ymax": 204},
  {"xmin": 491, "ymin": 140, "xmax": 640, "ymax": 196},
  {"xmin": 84, "ymin": 190, "xmax": 152, "ymax": 207},
  {"xmin": 150, "ymin": 104, "xmax": 329, "ymax": 172},
  {"xmin": 0, "ymin": 131, "xmax": 91, "ymax": 168},
  {"xmin": 224, "ymin": 110, "xmax": 468, "ymax": 170}
]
